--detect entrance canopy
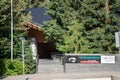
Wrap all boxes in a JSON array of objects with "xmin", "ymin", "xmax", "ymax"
[{"xmin": 24, "ymin": 22, "xmax": 56, "ymax": 59}]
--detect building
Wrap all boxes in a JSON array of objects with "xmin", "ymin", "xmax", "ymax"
[{"xmin": 25, "ymin": 7, "xmax": 56, "ymax": 59}]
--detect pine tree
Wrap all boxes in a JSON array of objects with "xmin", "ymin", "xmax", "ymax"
[
  {"xmin": 0, "ymin": 0, "xmax": 36, "ymax": 74},
  {"xmin": 25, "ymin": 0, "xmax": 47, "ymax": 8},
  {"xmin": 58, "ymin": 20, "xmax": 89, "ymax": 53},
  {"xmin": 12, "ymin": 0, "xmax": 31, "ymax": 57},
  {"xmin": 44, "ymin": 0, "xmax": 89, "ymax": 53},
  {"xmin": 44, "ymin": 0, "xmax": 120, "ymax": 54},
  {"xmin": 77, "ymin": 0, "xmax": 120, "ymax": 53},
  {"xmin": 0, "ymin": 0, "xmax": 11, "ymax": 58},
  {"xmin": 0, "ymin": 0, "xmax": 31, "ymax": 58}
]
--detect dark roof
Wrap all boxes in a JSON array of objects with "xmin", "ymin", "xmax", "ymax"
[{"xmin": 26, "ymin": 7, "xmax": 51, "ymax": 26}]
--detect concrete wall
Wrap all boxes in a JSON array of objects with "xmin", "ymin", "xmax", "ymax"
[{"xmin": 64, "ymin": 54, "xmax": 120, "ymax": 73}]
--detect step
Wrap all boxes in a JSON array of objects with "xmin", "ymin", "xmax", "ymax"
[
  {"xmin": 2, "ymin": 73, "xmax": 119, "ymax": 80},
  {"xmin": 38, "ymin": 59, "xmax": 64, "ymax": 74},
  {"xmin": 38, "ymin": 65, "xmax": 64, "ymax": 73},
  {"xmin": 39, "ymin": 59, "xmax": 61, "ymax": 65}
]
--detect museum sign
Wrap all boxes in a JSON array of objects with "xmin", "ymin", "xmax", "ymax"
[
  {"xmin": 79, "ymin": 55, "xmax": 101, "ymax": 64},
  {"xmin": 65, "ymin": 55, "xmax": 115, "ymax": 64}
]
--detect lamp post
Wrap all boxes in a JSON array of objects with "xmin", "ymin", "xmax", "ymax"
[
  {"xmin": 11, "ymin": 0, "xmax": 13, "ymax": 61},
  {"xmin": 20, "ymin": 37, "xmax": 26, "ymax": 75}
]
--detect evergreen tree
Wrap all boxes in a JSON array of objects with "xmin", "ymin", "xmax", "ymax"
[
  {"xmin": 0, "ymin": 0, "xmax": 30, "ymax": 58},
  {"xmin": 0, "ymin": 0, "xmax": 11, "ymax": 58},
  {"xmin": 77, "ymin": 0, "xmax": 120, "ymax": 53},
  {"xmin": 11, "ymin": 0, "xmax": 36, "ymax": 74},
  {"xmin": 25, "ymin": 0, "xmax": 48, "ymax": 8},
  {"xmin": 58, "ymin": 21, "xmax": 89, "ymax": 53},
  {"xmin": 44, "ymin": 0, "xmax": 120, "ymax": 54},
  {"xmin": 0, "ymin": 0, "xmax": 36, "ymax": 74},
  {"xmin": 44, "ymin": 0, "xmax": 89, "ymax": 53},
  {"xmin": 12, "ymin": 0, "xmax": 31, "ymax": 58}
]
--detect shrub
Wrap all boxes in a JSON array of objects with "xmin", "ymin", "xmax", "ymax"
[
  {"xmin": 25, "ymin": 54, "xmax": 36, "ymax": 74},
  {"xmin": 0, "ymin": 59, "xmax": 6, "ymax": 76},
  {"xmin": 0, "ymin": 59, "xmax": 23, "ymax": 76},
  {"xmin": 5, "ymin": 59, "xmax": 23, "ymax": 76}
]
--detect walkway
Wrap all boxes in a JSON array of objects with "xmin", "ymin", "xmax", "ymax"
[
  {"xmin": 2, "ymin": 72, "xmax": 120, "ymax": 80},
  {"xmin": 38, "ymin": 59, "xmax": 64, "ymax": 74},
  {"xmin": 1, "ymin": 59, "xmax": 120, "ymax": 80}
]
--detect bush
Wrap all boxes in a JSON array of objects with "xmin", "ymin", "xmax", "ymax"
[
  {"xmin": 25, "ymin": 54, "xmax": 36, "ymax": 74},
  {"xmin": 0, "ymin": 59, "xmax": 23, "ymax": 76},
  {"xmin": 0, "ymin": 59, "xmax": 6, "ymax": 76},
  {"xmin": 5, "ymin": 59, "xmax": 23, "ymax": 76}
]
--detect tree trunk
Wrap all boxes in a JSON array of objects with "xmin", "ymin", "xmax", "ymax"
[{"xmin": 105, "ymin": 0, "xmax": 111, "ymax": 24}]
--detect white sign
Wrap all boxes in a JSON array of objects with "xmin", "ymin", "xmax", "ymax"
[
  {"xmin": 101, "ymin": 56, "xmax": 115, "ymax": 63},
  {"xmin": 115, "ymin": 32, "xmax": 120, "ymax": 48}
]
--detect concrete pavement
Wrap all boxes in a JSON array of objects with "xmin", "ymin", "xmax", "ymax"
[
  {"xmin": 1, "ymin": 72, "xmax": 120, "ymax": 80},
  {"xmin": 38, "ymin": 59, "xmax": 64, "ymax": 74},
  {"xmin": 1, "ymin": 59, "xmax": 120, "ymax": 80},
  {"xmin": 53, "ymin": 78, "xmax": 111, "ymax": 80}
]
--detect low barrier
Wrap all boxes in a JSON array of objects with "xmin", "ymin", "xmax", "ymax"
[{"xmin": 64, "ymin": 54, "xmax": 120, "ymax": 73}]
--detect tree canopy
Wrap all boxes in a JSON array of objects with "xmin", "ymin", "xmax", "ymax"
[
  {"xmin": 0, "ymin": 0, "xmax": 38, "ymax": 75},
  {"xmin": 0, "ymin": 0, "xmax": 30, "ymax": 58},
  {"xmin": 44, "ymin": 0, "xmax": 120, "ymax": 54}
]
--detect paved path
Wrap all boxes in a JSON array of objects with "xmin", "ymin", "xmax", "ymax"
[
  {"xmin": 1, "ymin": 59, "xmax": 120, "ymax": 80},
  {"xmin": 1, "ymin": 72, "xmax": 120, "ymax": 80},
  {"xmin": 38, "ymin": 59, "xmax": 64, "ymax": 74},
  {"xmin": 53, "ymin": 78, "xmax": 111, "ymax": 80}
]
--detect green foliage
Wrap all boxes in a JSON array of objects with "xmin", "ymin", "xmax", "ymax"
[
  {"xmin": 24, "ymin": 41, "xmax": 36, "ymax": 74},
  {"xmin": 0, "ymin": 58, "xmax": 35, "ymax": 76},
  {"xmin": 44, "ymin": 0, "xmax": 120, "ymax": 54},
  {"xmin": 0, "ymin": 59, "xmax": 22, "ymax": 76},
  {"xmin": 15, "ymin": 40, "xmax": 36, "ymax": 74},
  {"xmin": 0, "ymin": 0, "xmax": 32, "ymax": 58},
  {"xmin": 25, "ymin": 56, "xmax": 36, "ymax": 74},
  {"xmin": 12, "ymin": 0, "xmax": 31, "ymax": 27},
  {"xmin": 0, "ymin": 38, "xmax": 11, "ymax": 58},
  {"xmin": 0, "ymin": 0, "xmax": 11, "ymax": 58},
  {"xmin": 78, "ymin": 0, "xmax": 120, "ymax": 53},
  {"xmin": 58, "ymin": 21, "xmax": 89, "ymax": 53},
  {"xmin": 44, "ymin": 20, "xmax": 64, "ymax": 44},
  {"xmin": 0, "ymin": 0, "xmax": 36, "ymax": 75},
  {"xmin": 0, "ymin": 0, "xmax": 10, "ymax": 26},
  {"xmin": 25, "ymin": 0, "xmax": 48, "ymax": 8},
  {"xmin": 5, "ymin": 59, "xmax": 23, "ymax": 76},
  {"xmin": 0, "ymin": 59, "xmax": 6, "ymax": 76}
]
